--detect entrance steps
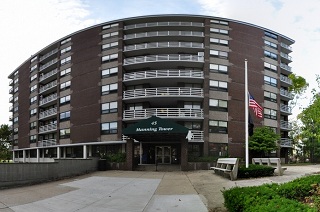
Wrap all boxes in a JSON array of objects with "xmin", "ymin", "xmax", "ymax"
[{"xmin": 135, "ymin": 164, "xmax": 181, "ymax": 172}]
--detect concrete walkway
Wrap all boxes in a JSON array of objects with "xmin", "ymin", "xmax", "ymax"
[{"xmin": 0, "ymin": 165, "xmax": 319, "ymax": 212}]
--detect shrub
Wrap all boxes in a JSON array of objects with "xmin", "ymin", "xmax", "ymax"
[
  {"xmin": 104, "ymin": 152, "xmax": 126, "ymax": 162},
  {"xmin": 237, "ymin": 164, "xmax": 275, "ymax": 178}
]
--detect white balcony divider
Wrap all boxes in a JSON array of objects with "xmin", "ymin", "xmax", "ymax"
[
  {"xmin": 39, "ymin": 107, "xmax": 57, "ymax": 119},
  {"xmin": 124, "ymin": 31, "xmax": 204, "ymax": 39},
  {"xmin": 39, "ymin": 93, "xmax": 58, "ymax": 106},
  {"xmin": 124, "ymin": 69, "xmax": 203, "ymax": 81},
  {"xmin": 124, "ymin": 54, "xmax": 204, "ymax": 65},
  {"xmin": 124, "ymin": 42, "xmax": 204, "ymax": 51},
  {"xmin": 123, "ymin": 108, "xmax": 204, "ymax": 120},
  {"xmin": 40, "ymin": 58, "xmax": 58, "ymax": 71},
  {"xmin": 280, "ymin": 63, "xmax": 292, "ymax": 72},
  {"xmin": 123, "ymin": 87, "xmax": 203, "ymax": 99},
  {"xmin": 39, "ymin": 69, "xmax": 58, "ymax": 82},
  {"xmin": 280, "ymin": 138, "xmax": 293, "ymax": 147},
  {"xmin": 280, "ymin": 74, "xmax": 292, "ymax": 85},
  {"xmin": 124, "ymin": 21, "xmax": 204, "ymax": 30},
  {"xmin": 39, "ymin": 49, "xmax": 58, "ymax": 62},
  {"xmin": 39, "ymin": 123, "xmax": 57, "ymax": 133},
  {"xmin": 280, "ymin": 120, "xmax": 292, "ymax": 130},
  {"xmin": 38, "ymin": 139, "xmax": 57, "ymax": 147},
  {"xmin": 280, "ymin": 104, "xmax": 292, "ymax": 114},
  {"xmin": 280, "ymin": 88, "xmax": 294, "ymax": 99},
  {"xmin": 39, "ymin": 80, "xmax": 58, "ymax": 93}
]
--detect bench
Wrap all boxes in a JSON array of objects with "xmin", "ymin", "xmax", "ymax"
[
  {"xmin": 252, "ymin": 158, "xmax": 287, "ymax": 176},
  {"xmin": 210, "ymin": 158, "xmax": 239, "ymax": 181}
]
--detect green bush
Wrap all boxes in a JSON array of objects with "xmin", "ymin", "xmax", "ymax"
[
  {"xmin": 104, "ymin": 152, "xmax": 126, "ymax": 162},
  {"xmin": 237, "ymin": 164, "xmax": 275, "ymax": 178}
]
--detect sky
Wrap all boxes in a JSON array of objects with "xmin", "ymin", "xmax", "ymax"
[{"xmin": 1, "ymin": 0, "xmax": 320, "ymax": 125}]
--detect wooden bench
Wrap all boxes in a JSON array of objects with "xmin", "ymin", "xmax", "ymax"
[
  {"xmin": 252, "ymin": 158, "xmax": 287, "ymax": 176},
  {"xmin": 210, "ymin": 158, "xmax": 239, "ymax": 181}
]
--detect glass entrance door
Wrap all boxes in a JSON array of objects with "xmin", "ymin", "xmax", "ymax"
[{"xmin": 156, "ymin": 146, "xmax": 171, "ymax": 164}]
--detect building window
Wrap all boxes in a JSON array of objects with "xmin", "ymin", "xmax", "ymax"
[
  {"xmin": 30, "ymin": 96, "xmax": 37, "ymax": 105},
  {"xmin": 102, "ymin": 67, "xmax": 118, "ymax": 78},
  {"xmin": 128, "ymin": 103, "xmax": 143, "ymax": 110},
  {"xmin": 184, "ymin": 121, "xmax": 202, "ymax": 130},
  {"xmin": 264, "ymin": 40, "xmax": 277, "ymax": 49},
  {"xmin": 211, "ymin": 20, "xmax": 228, "ymax": 25},
  {"xmin": 102, "ymin": 41, "xmax": 118, "ymax": 50},
  {"xmin": 60, "ymin": 67, "xmax": 71, "ymax": 77},
  {"xmin": 264, "ymin": 91, "xmax": 277, "ymax": 102},
  {"xmin": 210, "ymin": 38, "xmax": 228, "ymax": 46},
  {"xmin": 102, "ymin": 23, "xmax": 119, "ymax": 29},
  {"xmin": 102, "ymin": 54, "xmax": 118, "ymax": 63},
  {"xmin": 264, "ymin": 62, "xmax": 277, "ymax": 72},
  {"xmin": 13, "ymin": 117, "xmax": 18, "ymax": 123},
  {"xmin": 210, "ymin": 28, "xmax": 228, "ymax": 34},
  {"xmin": 60, "ymin": 95, "xmax": 70, "ymax": 105},
  {"xmin": 264, "ymin": 50, "xmax": 277, "ymax": 60},
  {"xmin": 209, "ymin": 120, "xmax": 228, "ymax": 133},
  {"xmin": 60, "ymin": 111, "xmax": 70, "ymax": 121},
  {"xmin": 264, "ymin": 108, "xmax": 277, "ymax": 120},
  {"xmin": 210, "ymin": 50, "xmax": 228, "ymax": 58},
  {"xmin": 30, "ymin": 85, "xmax": 37, "ymax": 93},
  {"xmin": 184, "ymin": 102, "xmax": 201, "ymax": 109},
  {"xmin": 30, "ymin": 108, "xmax": 37, "ymax": 117},
  {"xmin": 210, "ymin": 80, "xmax": 228, "ymax": 91},
  {"xmin": 209, "ymin": 99, "xmax": 228, "ymax": 112},
  {"xmin": 30, "ymin": 135, "xmax": 37, "ymax": 143},
  {"xmin": 188, "ymin": 144, "xmax": 202, "ymax": 158},
  {"xmin": 30, "ymin": 64, "xmax": 37, "ymax": 72},
  {"xmin": 101, "ymin": 122, "xmax": 118, "ymax": 134},
  {"xmin": 30, "ymin": 121, "xmax": 37, "ymax": 130},
  {"xmin": 61, "ymin": 46, "xmax": 71, "ymax": 54},
  {"xmin": 102, "ymin": 83, "xmax": 118, "ymax": 95},
  {"xmin": 60, "ymin": 56, "xmax": 71, "ymax": 66},
  {"xmin": 60, "ymin": 128, "xmax": 70, "ymax": 139},
  {"xmin": 60, "ymin": 81, "xmax": 71, "ymax": 90},
  {"xmin": 102, "ymin": 101, "xmax": 118, "ymax": 114},
  {"xmin": 265, "ymin": 31, "xmax": 278, "ymax": 40},
  {"xmin": 210, "ymin": 63, "xmax": 228, "ymax": 74},
  {"xmin": 61, "ymin": 37, "xmax": 71, "ymax": 45},
  {"xmin": 30, "ymin": 74, "xmax": 37, "ymax": 82},
  {"xmin": 264, "ymin": 76, "xmax": 277, "ymax": 87},
  {"xmin": 208, "ymin": 143, "xmax": 228, "ymax": 157},
  {"xmin": 102, "ymin": 31, "xmax": 119, "ymax": 39}
]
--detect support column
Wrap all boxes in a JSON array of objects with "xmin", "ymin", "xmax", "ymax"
[
  {"xmin": 63, "ymin": 147, "xmax": 66, "ymax": 158},
  {"xmin": 12, "ymin": 150, "xmax": 15, "ymax": 162},
  {"xmin": 139, "ymin": 142, "xmax": 142, "ymax": 165},
  {"xmin": 57, "ymin": 147, "xmax": 60, "ymax": 159},
  {"xmin": 83, "ymin": 145, "xmax": 87, "ymax": 159},
  {"xmin": 126, "ymin": 138, "xmax": 134, "ymax": 170},
  {"xmin": 180, "ymin": 139, "xmax": 189, "ymax": 171},
  {"xmin": 36, "ymin": 148, "xmax": 40, "ymax": 162},
  {"xmin": 23, "ymin": 150, "xmax": 26, "ymax": 163},
  {"xmin": 88, "ymin": 145, "xmax": 92, "ymax": 158}
]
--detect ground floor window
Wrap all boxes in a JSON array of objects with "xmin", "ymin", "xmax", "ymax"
[
  {"xmin": 188, "ymin": 143, "xmax": 203, "ymax": 161},
  {"xmin": 208, "ymin": 143, "xmax": 228, "ymax": 157}
]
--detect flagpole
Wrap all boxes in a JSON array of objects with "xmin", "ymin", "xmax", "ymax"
[{"xmin": 245, "ymin": 59, "xmax": 249, "ymax": 168}]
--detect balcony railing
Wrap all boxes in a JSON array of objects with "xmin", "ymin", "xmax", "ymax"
[
  {"xmin": 9, "ymin": 79, "xmax": 13, "ymax": 86},
  {"xmin": 123, "ymin": 87, "xmax": 203, "ymax": 99},
  {"xmin": 280, "ymin": 63, "xmax": 292, "ymax": 72},
  {"xmin": 280, "ymin": 138, "xmax": 293, "ymax": 147},
  {"xmin": 39, "ymin": 123, "xmax": 57, "ymax": 133},
  {"xmin": 39, "ymin": 93, "xmax": 58, "ymax": 106},
  {"xmin": 9, "ymin": 106, "xmax": 13, "ymax": 112},
  {"xmin": 39, "ymin": 107, "xmax": 57, "ymax": 120},
  {"xmin": 39, "ymin": 49, "xmax": 58, "ymax": 62},
  {"xmin": 124, "ymin": 69, "xmax": 203, "ymax": 81},
  {"xmin": 39, "ymin": 80, "xmax": 58, "ymax": 94},
  {"xmin": 38, "ymin": 139, "xmax": 57, "ymax": 147},
  {"xmin": 280, "ymin": 88, "xmax": 294, "ymax": 99},
  {"xmin": 189, "ymin": 130, "xmax": 204, "ymax": 142},
  {"xmin": 39, "ymin": 68, "xmax": 58, "ymax": 82},
  {"xmin": 280, "ymin": 104, "xmax": 292, "ymax": 114},
  {"xmin": 280, "ymin": 43, "xmax": 292, "ymax": 51},
  {"xmin": 9, "ymin": 96, "xmax": 13, "ymax": 103},
  {"xmin": 124, "ymin": 21, "xmax": 204, "ymax": 30},
  {"xmin": 40, "ymin": 58, "xmax": 58, "ymax": 71},
  {"xmin": 123, "ymin": 108, "xmax": 204, "ymax": 120},
  {"xmin": 124, "ymin": 54, "xmax": 204, "ymax": 65},
  {"xmin": 124, "ymin": 42, "xmax": 204, "ymax": 51},
  {"xmin": 280, "ymin": 120, "xmax": 292, "ymax": 130},
  {"xmin": 124, "ymin": 31, "xmax": 204, "ymax": 40},
  {"xmin": 9, "ymin": 88, "xmax": 13, "ymax": 94},
  {"xmin": 280, "ymin": 52, "xmax": 292, "ymax": 62},
  {"xmin": 280, "ymin": 74, "xmax": 292, "ymax": 85}
]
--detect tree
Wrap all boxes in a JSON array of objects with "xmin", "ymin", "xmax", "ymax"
[
  {"xmin": 0, "ymin": 124, "xmax": 12, "ymax": 160},
  {"xmin": 288, "ymin": 73, "xmax": 309, "ymax": 109},
  {"xmin": 249, "ymin": 126, "xmax": 280, "ymax": 157}
]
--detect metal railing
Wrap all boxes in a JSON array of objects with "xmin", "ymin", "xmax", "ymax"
[
  {"xmin": 39, "ymin": 123, "xmax": 57, "ymax": 133},
  {"xmin": 280, "ymin": 43, "xmax": 292, "ymax": 51},
  {"xmin": 39, "ymin": 69, "xmax": 58, "ymax": 82},
  {"xmin": 123, "ymin": 87, "xmax": 203, "ymax": 99},
  {"xmin": 280, "ymin": 138, "xmax": 293, "ymax": 147},
  {"xmin": 280, "ymin": 104, "xmax": 292, "ymax": 114},
  {"xmin": 280, "ymin": 120, "xmax": 292, "ymax": 130},
  {"xmin": 38, "ymin": 139, "xmax": 57, "ymax": 147},
  {"xmin": 39, "ymin": 80, "xmax": 58, "ymax": 94},
  {"xmin": 124, "ymin": 21, "xmax": 204, "ymax": 30},
  {"xmin": 280, "ymin": 88, "xmax": 294, "ymax": 99},
  {"xmin": 40, "ymin": 58, "xmax": 58, "ymax": 71},
  {"xmin": 280, "ymin": 63, "xmax": 292, "ymax": 72},
  {"xmin": 9, "ymin": 79, "xmax": 13, "ymax": 86},
  {"xmin": 124, "ymin": 54, "xmax": 204, "ymax": 65},
  {"xmin": 280, "ymin": 52, "xmax": 292, "ymax": 61},
  {"xmin": 124, "ymin": 42, "xmax": 204, "ymax": 51},
  {"xmin": 280, "ymin": 74, "xmax": 292, "ymax": 85},
  {"xmin": 39, "ymin": 49, "xmax": 58, "ymax": 62},
  {"xmin": 123, "ymin": 108, "xmax": 204, "ymax": 120},
  {"xmin": 124, "ymin": 31, "xmax": 204, "ymax": 40},
  {"xmin": 39, "ymin": 93, "xmax": 58, "ymax": 106},
  {"xmin": 39, "ymin": 107, "xmax": 57, "ymax": 120}
]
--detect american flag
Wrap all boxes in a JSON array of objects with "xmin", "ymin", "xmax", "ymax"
[{"xmin": 249, "ymin": 93, "xmax": 263, "ymax": 118}]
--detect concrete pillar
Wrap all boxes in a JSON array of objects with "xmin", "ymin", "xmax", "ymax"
[
  {"xmin": 57, "ymin": 147, "xmax": 60, "ymax": 159},
  {"xmin": 180, "ymin": 139, "xmax": 189, "ymax": 171},
  {"xmin": 23, "ymin": 150, "xmax": 26, "ymax": 163},
  {"xmin": 63, "ymin": 147, "xmax": 66, "ymax": 158},
  {"xmin": 12, "ymin": 150, "xmax": 15, "ymax": 162},
  {"xmin": 88, "ymin": 145, "xmax": 92, "ymax": 157},
  {"xmin": 83, "ymin": 145, "xmax": 87, "ymax": 159},
  {"xmin": 36, "ymin": 148, "xmax": 40, "ymax": 162},
  {"xmin": 139, "ymin": 142, "xmax": 142, "ymax": 165},
  {"xmin": 126, "ymin": 138, "xmax": 134, "ymax": 170}
]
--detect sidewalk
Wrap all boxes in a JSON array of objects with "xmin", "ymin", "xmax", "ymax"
[{"xmin": 0, "ymin": 165, "xmax": 319, "ymax": 212}]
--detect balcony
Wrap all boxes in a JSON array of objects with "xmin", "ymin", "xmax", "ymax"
[
  {"xmin": 9, "ymin": 96, "xmax": 13, "ymax": 103},
  {"xmin": 123, "ymin": 108, "xmax": 204, "ymax": 120},
  {"xmin": 38, "ymin": 139, "xmax": 57, "ymax": 147},
  {"xmin": 280, "ymin": 52, "xmax": 292, "ymax": 63},
  {"xmin": 280, "ymin": 42, "xmax": 292, "ymax": 53},
  {"xmin": 280, "ymin": 88, "xmax": 294, "ymax": 100},
  {"xmin": 9, "ymin": 106, "xmax": 13, "ymax": 112},
  {"xmin": 124, "ymin": 31, "xmax": 204, "ymax": 40},
  {"xmin": 39, "ymin": 93, "xmax": 58, "ymax": 107},
  {"xmin": 39, "ymin": 68, "xmax": 58, "ymax": 83},
  {"xmin": 39, "ymin": 48, "xmax": 58, "ymax": 62},
  {"xmin": 189, "ymin": 130, "xmax": 204, "ymax": 142},
  {"xmin": 280, "ymin": 120, "xmax": 292, "ymax": 131},
  {"xmin": 39, "ymin": 107, "xmax": 57, "ymax": 120},
  {"xmin": 280, "ymin": 74, "xmax": 292, "ymax": 86},
  {"xmin": 9, "ymin": 87, "xmax": 13, "ymax": 94},
  {"xmin": 40, "ymin": 58, "xmax": 58, "ymax": 72},
  {"xmin": 124, "ymin": 42, "xmax": 204, "ymax": 52},
  {"xmin": 9, "ymin": 79, "xmax": 13, "ymax": 86},
  {"xmin": 124, "ymin": 21, "xmax": 204, "ymax": 30},
  {"xmin": 9, "ymin": 116, "xmax": 12, "ymax": 121},
  {"xmin": 280, "ymin": 138, "xmax": 293, "ymax": 148},
  {"xmin": 39, "ymin": 80, "xmax": 58, "ymax": 94},
  {"xmin": 123, "ymin": 87, "xmax": 203, "ymax": 100},
  {"xmin": 280, "ymin": 63, "xmax": 292, "ymax": 73},
  {"xmin": 280, "ymin": 104, "xmax": 292, "ymax": 114},
  {"xmin": 39, "ymin": 123, "xmax": 57, "ymax": 134}
]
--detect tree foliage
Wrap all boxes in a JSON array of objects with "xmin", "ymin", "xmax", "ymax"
[
  {"xmin": 288, "ymin": 73, "xmax": 309, "ymax": 109},
  {"xmin": 0, "ymin": 124, "xmax": 12, "ymax": 160},
  {"xmin": 249, "ymin": 126, "xmax": 280, "ymax": 155}
]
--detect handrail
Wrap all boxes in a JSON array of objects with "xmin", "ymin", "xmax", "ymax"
[
  {"xmin": 280, "ymin": 120, "xmax": 292, "ymax": 130},
  {"xmin": 280, "ymin": 43, "xmax": 292, "ymax": 51},
  {"xmin": 280, "ymin": 74, "xmax": 292, "ymax": 85},
  {"xmin": 124, "ymin": 31, "xmax": 204, "ymax": 39},
  {"xmin": 40, "ymin": 58, "xmax": 58, "ymax": 71},
  {"xmin": 280, "ymin": 52, "xmax": 292, "ymax": 61},
  {"xmin": 280, "ymin": 138, "xmax": 293, "ymax": 147},
  {"xmin": 280, "ymin": 63, "xmax": 292, "ymax": 72},
  {"xmin": 124, "ymin": 42, "xmax": 204, "ymax": 51},
  {"xmin": 124, "ymin": 21, "xmax": 204, "ymax": 30},
  {"xmin": 39, "ymin": 93, "xmax": 58, "ymax": 106},
  {"xmin": 124, "ymin": 54, "xmax": 204, "ymax": 65},
  {"xmin": 39, "ymin": 69, "xmax": 58, "ymax": 82},
  {"xmin": 38, "ymin": 139, "xmax": 57, "ymax": 147},
  {"xmin": 39, "ymin": 123, "xmax": 57, "ymax": 133},
  {"xmin": 280, "ymin": 88, "xmax": 294, "ymax": 99},
  {"xmin": 39, "ymin": 107, "xmax": 57, "ymax": 119},
  {"xmin": 280, "ymin": 104, "xmax": 292, "ymax": 114},
  {"xmin": 39, "ymin": 49, "xmax": 58, "ymax": 62},
  {"xmin": 39, "ymin": 80, "xmax": 58, "ymax": 93}
]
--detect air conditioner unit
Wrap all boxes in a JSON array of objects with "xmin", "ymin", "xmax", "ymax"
[{"xmin": 198, "ymin": 52, "xmax": 204, "ymax": 57}]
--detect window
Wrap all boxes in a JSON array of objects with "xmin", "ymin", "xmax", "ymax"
[
  {"xmin": 13, "ymin": 117, "xmax": 18, "ymax": 123},
  {"xmin": 30, "ymin": 84, "xmax": 37, "ymax": 93},
  {"xmin": 60, "ymin": 111, "xmax": 70, "ymax": 121},
  {"xmin": 264, "ymin": 76, "xmax": 277, "ymax": 87},
  {"xmin": 211, "ymin": 20, "xmax": 228, "ymax": 25},
  {"xmin": 210, "ymin": 28, "xmax": 228, "ymax": 34},
  {"xmin": 264, "ymin": 91, "xmax": 277, "ymax": 102},
  {"xmin": 210, "ymin": 63, "xmax": 228, "ymax": 73},
  {"xmin": 210, "ymin": 50, "xmax": 228, "ymax": 58},
  {"xmin": 102, "ymin": 31, "xmax": 119, "ymax": 39},
  {"xmin": 102, "ymin": 41, "xmax": 118, "ymax": 50},
  {"xmin": 264, "ymin": 108, "xmax": 277, "ymax": 120},
  {"xmin": 30, "ymin": 121, "xmax": 37, "ymax": 130},
  {"xmin": 102, "ymin": 67, "xmax": 118, "ymax": 78},
  {"xmin": 264, "ymin": 50, "xmax": 277, "ymax": 60},
  {"xmin": 102, "ymin": 23, "xmax": 119, "ymax": 29},
  {"xmin": 102, "ymin": 83, "xmax": 118, "ymax": 95},
  {"xmin": 210, "ymin": 80, "xmax": 228, "ymax": 91},
  {"xmin": 60, "ymin": 95, "xmax": 71, "ymax": 105},
  {"xmin": 60, "ymin": 56, "xmax": 71, "ymax": 65},
  {"xmin": 30, "ymin": 96, "xmax": 37, "ymax": 105},
  {"xmin": 265, "ymin": 31, "xmax": 278, "ymax": 40},
  {"xmin": 102, "ymin": 53, "xmax": 118, "ymax": 63},
  {"xmin": 30, "ymin": 135, "xmax": 37, "ymax": 143},
  {"xmin": 209, "ymin": 120, "xmax": 228, "ymax": 133},
  {"xmin": 210, "ymin": 38, "xmax": 228, "ymax": 46},
  {"xmin": 30, "ymin": 64, "xmax": 37, "ymax": 72},
  {"xmin": 61, "ymin": 37, "xmax": 71, "ymax": 45},
  {"xmin": 101, "ymin": 122, "xmax": 118, "ymax": 134},
  {"xmin": 209, "ymin": 99, "xmax": 228, "ymax": 111},
  {"xmin": 61, "ymin": 46, "xmax": 71, "ymax": 54},
  {"xmin": 184, "ymin": 122, "xmax": 202, "ymax": 130},
  {"xmin": 184, "ymin": 102, "xmax": 201, "ymax": 109},
  {"xmin": 60, "ymin": 128, "xmax": 70, "ymax": 139},
  {"xmin": 264, "ymin": 62, "xmax": 277, "ymax": 72},
  {"xmin": 60, "ymin": 81, "xmax": 71, "ymax": 90},
  {"xmin": 60, "ymin": 68, "xmax": 71, "ymax": 77},
  {"xmin": 128, "ymin": 103, "xmax": 143, "ymax": 110},
  {"xmin": 30, "ymin": 74, "xmax": 37, "ymax": 82},
  {"xmin": 102, "ymin": 101, "xmax": 118, "ymax": 114},
  {"xmin": 264, "ymin": 40, "xmax": 277, "ymax": 49},
  {"xmin": 30, "ymin": 108, "xmax": 37, "ymax": 117}
]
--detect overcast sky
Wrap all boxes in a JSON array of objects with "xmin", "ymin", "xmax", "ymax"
[{"xmin": 1, "ymin": 0, "xmax": 319, "ymax": 125}]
